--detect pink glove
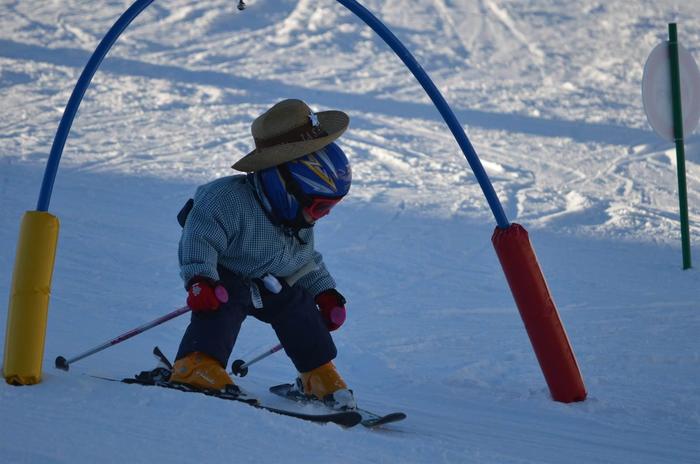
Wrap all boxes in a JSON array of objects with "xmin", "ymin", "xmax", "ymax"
[
  {"xmin": 186, "ymin": 277, "xmax": 229, "ymax": 312},
  {"xmin": 315, "ymin": 289, "xmax": 346, "ymax": 331}
]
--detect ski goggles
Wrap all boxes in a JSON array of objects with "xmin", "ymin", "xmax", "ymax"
[
  {"xmin": 276, "ymin": 163, "xmax": 343, "ymax": 221},
  {"xmin": 303, "ymin": 196, "xmax": 342, "ymax": 220}
]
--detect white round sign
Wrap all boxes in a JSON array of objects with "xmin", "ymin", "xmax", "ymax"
[{"xmin": 642, "ymin": 41, "xmax": 700, "ymax": 141}]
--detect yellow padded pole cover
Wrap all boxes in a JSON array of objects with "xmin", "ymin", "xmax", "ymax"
[{"xmin": 3, "ymin": 211, "xmax": 59, "ymax": 385}]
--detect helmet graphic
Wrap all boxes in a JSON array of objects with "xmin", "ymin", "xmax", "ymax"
[{"xmin": 258, "ymin": 142, "xmax": 351, "ymax": 223}]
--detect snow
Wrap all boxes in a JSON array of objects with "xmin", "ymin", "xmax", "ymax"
[{"xmin": 1, "ymin": 1, "xmax": 699, "ymax": 462}]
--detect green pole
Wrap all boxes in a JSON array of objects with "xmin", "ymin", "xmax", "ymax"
[{"xmin": 668, "ymin": 23, "xmax": 692, "ymax": 269}]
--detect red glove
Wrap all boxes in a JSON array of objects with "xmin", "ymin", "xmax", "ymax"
[
  {"xmin": 315, "ymin": 289, "xmax": 346, "ymax": 331},
  {"xmin": 187, "ymin": 277, "xmax": 229, "ymax": 312}
]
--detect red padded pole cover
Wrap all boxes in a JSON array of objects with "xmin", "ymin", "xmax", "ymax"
[{"xmin": 492, "ymin": 223, "xmax": 586, "ymax": 403}]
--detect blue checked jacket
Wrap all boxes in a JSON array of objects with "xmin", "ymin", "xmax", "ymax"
[{"xmin": 178, "ymin": 175, "xmax": 336, "ymax": 302}]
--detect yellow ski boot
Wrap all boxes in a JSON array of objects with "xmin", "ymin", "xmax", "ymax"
[
  {"xmin": 298, "ymin": 361, "xmax": 356, "ymax": 410},
  {"xmin": 169, "ymin": 352, "xmax": 234, "ymax": 391}
]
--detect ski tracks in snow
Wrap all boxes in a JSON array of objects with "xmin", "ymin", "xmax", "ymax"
[
  {"xmin": 481, "ymin": 0, "xmax": 545, "ymax": 65},
  {"xmin": 429, "ymin": 0, "xmax": 545, "ymax": 72},
  {"xmin": 1, "ymin": 0, "xmax": 698, "ymax": 241}
]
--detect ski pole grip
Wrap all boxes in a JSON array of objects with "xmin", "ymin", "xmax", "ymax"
[
  {"xmin": 328, "ymin": 306, "xmax": 346, "ymax": 328},
  {"xmin": 214, "ymin": 285, "xmax": 229, "ymax": 303}
]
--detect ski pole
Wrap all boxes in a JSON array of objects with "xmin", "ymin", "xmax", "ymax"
[
  {"xmin": 231, "ymin": 343, "xmax": 283, "ymax": 377},
  {"xmin": 55, "ymin": 305, "xmax": 191, "ymax": 371}
]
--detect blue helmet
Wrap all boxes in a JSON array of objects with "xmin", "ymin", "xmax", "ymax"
[{"xmin": 258, "ymin": 142, "xmax": 351, "ymax": 224}]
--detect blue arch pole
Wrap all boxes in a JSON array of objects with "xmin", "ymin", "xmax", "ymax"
[
  {"xmin": 336, "ymin": 0, "xmax": 510, "ymax": 228},
  {"xmin": 37, "ymin": 0, "xmax": 509, "ymax": 228},
  {"xmin": 36, "ymin": 0, "xmax": 154, "ymax": 212}
]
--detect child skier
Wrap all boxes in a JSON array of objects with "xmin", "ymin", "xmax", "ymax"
[{"xmin": 170, "ymin": 99, "xmax": 355, "ymax": 409}]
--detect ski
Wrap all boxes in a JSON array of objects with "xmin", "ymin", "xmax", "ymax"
[
  {"xmin": 97, "ymin": 366, "xmax": 363, "ymax": 427},
  {"xmin": 269, "ymin": 383, "xmax": 406, "ymax": 428}
]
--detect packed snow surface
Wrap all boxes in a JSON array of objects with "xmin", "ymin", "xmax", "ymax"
[{"xmin": 1, "ymin": 1, "xmax": 699, "ymax": 463}]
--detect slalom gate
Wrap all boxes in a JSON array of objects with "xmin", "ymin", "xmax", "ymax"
[{"xmin": 3, "ymin": 0, "xmax": 586, "ymax": 402}]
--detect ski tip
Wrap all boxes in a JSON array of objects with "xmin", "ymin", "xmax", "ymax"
[
  {"xmin": 364, "ymin": 412, "xmax": 407, "ymax": 427},
  {"xmin": 55, "ymin": 356, "xmax": 69, "ymax": 371}
]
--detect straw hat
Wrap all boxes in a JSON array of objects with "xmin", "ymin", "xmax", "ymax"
[{"xmin": 232, "ymin": 99, "xmax": 349, "ymax": 172}]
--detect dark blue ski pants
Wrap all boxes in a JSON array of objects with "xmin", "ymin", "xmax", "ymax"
[{"xmin": 175, "ymin": 266, "xmax": 336, "ymax": 373}]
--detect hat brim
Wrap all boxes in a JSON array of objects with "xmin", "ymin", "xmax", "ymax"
[{"xmin": 232, "ymin": 110, "xmax": 349, "ymax": 172}]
